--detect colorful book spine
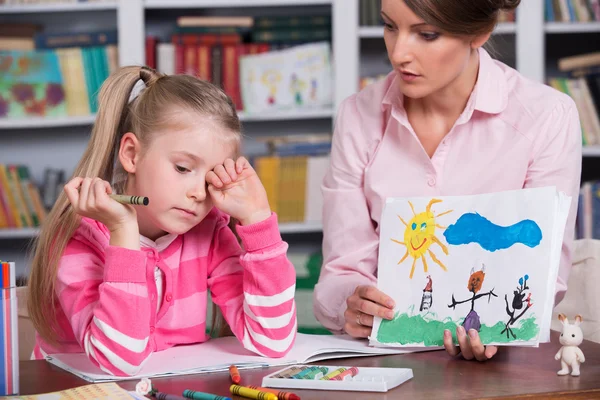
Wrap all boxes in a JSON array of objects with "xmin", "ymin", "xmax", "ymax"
[{"xmin": 0, "ymin": 261, "xmax": 19, "ymax": 396}]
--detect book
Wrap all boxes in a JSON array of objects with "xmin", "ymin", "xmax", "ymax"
[
  {"xmin": 1, "ymin": 261, "xmax": 18, "ymax": 397},
  {"xmin": 6, "ymin": 382, "xmax": 133, "ymax": 400},
  {"xmin": 45, "ymin": 333, "xmax": 430, "ymax": 383}
]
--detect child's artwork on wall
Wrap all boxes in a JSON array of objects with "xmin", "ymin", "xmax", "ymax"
[
  {"xmin": 239, "ymin": 42, "xmax": 332, "ymax": 113},
  {"xmin": 370, "ymin": 187, "xmax": 571, "ymax": 348}
]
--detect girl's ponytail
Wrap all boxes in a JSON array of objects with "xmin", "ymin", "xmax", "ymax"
[{"xmin": 28, "ymin": 66, "xmax": 155, "ymax": 344}]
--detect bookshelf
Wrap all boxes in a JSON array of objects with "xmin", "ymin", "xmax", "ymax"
[{"xmin": 1, "ymin": 0, "xmax": 599, "ymax": 270}]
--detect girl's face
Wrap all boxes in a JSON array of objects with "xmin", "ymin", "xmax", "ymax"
[
  {"xmin": 122, "ymin": 110, "xmax": 237, "ymax": 240},
  {"xmin": 381, "ymin": 0, "xmax": 482, "ymax": 99}
]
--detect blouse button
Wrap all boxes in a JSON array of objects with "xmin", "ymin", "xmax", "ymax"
[
  {"xmin": 150, "ymin": 326, "xmax": 155, "ymax": 334},
  {"xmin": 165, "ymin": 294, "xmax": 173, "ymax": 302},
  {"xmin": 427, "ymin": 177, "xmax": 436, "ymax": 187}
]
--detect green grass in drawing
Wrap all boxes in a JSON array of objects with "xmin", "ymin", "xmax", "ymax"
[{"xmin": 377, "ymin": 311, "xmax": 539, "ymax": 346}]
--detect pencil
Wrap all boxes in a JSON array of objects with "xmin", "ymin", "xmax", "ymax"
[{"xmin": 109, "ymin": 194, "xmax": 149, "ymax": 206}]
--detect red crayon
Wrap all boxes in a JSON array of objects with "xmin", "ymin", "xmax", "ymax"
[
  {"xmin": 331, "ymin": 367, "xmax": 359, "ymax": 381},
  {"xmin": 248, "ymin": 386, "xmax": 301, "ymax": 400},
  {"xmin": 229, "ymin": 365, "xmax": 241, "ymax": 384}
]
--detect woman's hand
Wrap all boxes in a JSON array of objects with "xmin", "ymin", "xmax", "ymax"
[
  {"xmin": 344, "ymin": 285, "xmax": 395, "ymax": 338},
  {"xmin": 443, "ymin": 327, "xmax": 498, "ymax": 361},
  {"xmin": 206, "ymin": 157, "xmax": 271, "ymax": 226}
]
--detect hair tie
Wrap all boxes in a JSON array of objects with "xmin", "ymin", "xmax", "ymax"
[{"xmin": 128, "ymin": 79, "xmax": 146, "ymax": 103}]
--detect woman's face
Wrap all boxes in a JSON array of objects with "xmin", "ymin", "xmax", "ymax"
[{"xmin": 381, "ymin": 0, "xmax": 483, "ymax": 99}]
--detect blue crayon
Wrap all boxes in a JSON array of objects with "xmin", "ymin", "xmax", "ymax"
[{"xmin": 182, "ymin": 389, "xmax": 231, "ymax": 400}]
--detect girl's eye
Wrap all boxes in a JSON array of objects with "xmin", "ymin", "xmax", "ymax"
[
  {"xmin": 383, "ymin": 22, "xmax": 395, "ymax": 31},
  {"xmin": 175, "ymin": 165, "xmax": 189, "ymax": 173},
  {"xmin": 420, "ymin": 32, "xmax": 440, "ymax": 41}
]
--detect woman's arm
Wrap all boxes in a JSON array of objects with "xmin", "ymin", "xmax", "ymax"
[
  {"xmin": 523, "ymin": 98, "xmax": 582, "ymax": 302},
  {"xmin": 313, "ymin": 96, "xmax": 389, "ymax": 333}
]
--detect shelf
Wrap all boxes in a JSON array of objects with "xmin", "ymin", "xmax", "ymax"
[
  {"xmin": 358, "ymin": 22, "xmax": 516, "ymax": 38},
  {"xmin": 279, "ymin": 221, "xmax": 323, "ymax": 234},
  {"xmin": 583, "ymin": 146, "xmax": 600, "ymax": 157},
  {"xmin": 0, "ymin": 115, "xmax": 96, "ymax": 130},
  {"xmin": 145, "ymin": 0, "xmax": 332, "ymax": 8},
  {"xmin": 0, "ymin": 223, "xmax": 322, "ymax": 239},
  {"xmin": 0, "ymin": 228, "xmax": 39, "ymax": 240},
  {"xmin": 545, "ymin": 22, "xmax": 600, "ymax": 33},
  {"xmin": 0, "ymin": 2, "xmax": 117, "ymax": 14},
  {"xmin": 238, "ymin": 108, "xmax": 334, "ymax": 122}
]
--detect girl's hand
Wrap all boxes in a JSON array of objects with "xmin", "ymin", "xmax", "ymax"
[
  {"xmin": 206, "ymin": 157, "xmax": 271, "ymax": 226},
  {"xmin": 443, "ymin": 327, "xmax": 498, "ymax": 361},
  {"xmin": 344, "ymin": 285, "xmax": 395, "ymax": 338},
  {"xmin": 64, "ymin": 177, "xmax": 137, "ymax": 233}
]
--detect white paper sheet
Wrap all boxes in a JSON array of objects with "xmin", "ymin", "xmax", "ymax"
[{"xmin": 370, "ymin": 187, "xmax": 571, "ymax": 347}]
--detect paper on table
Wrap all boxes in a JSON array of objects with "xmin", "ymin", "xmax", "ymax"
[{"xmin": 46, "ymin": 333, "xmax": 431, "ymax": 382}]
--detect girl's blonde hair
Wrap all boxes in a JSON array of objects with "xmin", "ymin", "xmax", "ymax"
[{"xmin": 28, "ymin": 66, "xmax": 241, "ymax": 344}]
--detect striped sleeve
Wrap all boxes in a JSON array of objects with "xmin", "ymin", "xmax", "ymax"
[
  {"xmin": 56, "ymin": 234, "xmax": 154, "ymax": 376},
  {"xmin": 207, "ymin": 212, "xmax": 297, "ymax": 357}
]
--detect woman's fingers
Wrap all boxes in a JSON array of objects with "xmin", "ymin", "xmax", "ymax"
[
  {"xmin": 456, "ymin": 326, "xmax": 474, "ymax": 360},
  {"xmin": 346, "ymin": 294, "xmax": 393, "ymax": 320},
  {"xmin": 443, "ymin": 329, "xmax": 460, "ymax": 357},
  {"xmin": 356, "ymin": 285, "xmax": 395, "ymax": 308},
  {"xmin": 467, "ymin": 329, "xmax": 488, "ymax": 362},
  {"xmin": 485, "ymin": 345, "xmax": 498, "ymax": 359}
]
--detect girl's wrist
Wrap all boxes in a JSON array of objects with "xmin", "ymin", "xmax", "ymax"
[
  {"xmin": 238, "ymin": 209, "xmax": 272, "ymax": 226},
  {"xmin": 108, "ymin": 222, "xmax": 140, "ymax": 250}
]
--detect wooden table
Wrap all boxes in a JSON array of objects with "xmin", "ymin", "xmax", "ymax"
[{"xmin": 18, "ymin": 331, "xmax": 600, "ymax": 399}]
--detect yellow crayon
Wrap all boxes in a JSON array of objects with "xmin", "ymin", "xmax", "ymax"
[
  {"xmin": 109, "ymin": 194, "xmax": 149, "ymax": 206},
  {"xmin": 229, "ymin": 385, "xmax": 277, "ymax": 400},
  {"xmin": 320, "ymin": 367, "xmax": 347, "ymax": 380}
]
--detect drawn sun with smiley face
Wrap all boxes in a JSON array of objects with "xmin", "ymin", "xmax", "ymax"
[{"xmin": 391, "ymin": 199, "xmax": 453, "ymax": 279}]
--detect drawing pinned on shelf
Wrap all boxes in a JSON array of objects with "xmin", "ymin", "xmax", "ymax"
[
  {"xmin": 372, "ymin": 187, "xmax": 571, "ymax": 348},
  {"xmin": 240, "ymin": 42, "xmax": 332, "ymax": 113}
]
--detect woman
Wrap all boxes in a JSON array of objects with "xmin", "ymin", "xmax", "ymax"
[{"xmin": 313, "ymin": 0, "xmax": 582, "ymax": 361}]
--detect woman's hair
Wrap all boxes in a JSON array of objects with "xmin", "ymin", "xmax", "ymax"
[
  {"xmin": 403, "ymin": 0, "xmax": 521, "ymax": 36},
  {"xmin": 28, "ymin": 66, "xmax": 241, "ymax": 344}
]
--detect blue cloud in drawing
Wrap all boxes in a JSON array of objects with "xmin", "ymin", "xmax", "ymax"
[{"xmin": 443, "ymin": 213, "xmax": 542, "ymax": 252}]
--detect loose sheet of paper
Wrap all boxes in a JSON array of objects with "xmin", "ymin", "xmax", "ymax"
[{"xmin": 370, "ymin": 187, "xmax": 570, "ymax": 347}]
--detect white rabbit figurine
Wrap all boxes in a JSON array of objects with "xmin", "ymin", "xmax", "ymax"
[{"xmin": 555, "ymin": 313, "xmax": 585, "ymax": 376}]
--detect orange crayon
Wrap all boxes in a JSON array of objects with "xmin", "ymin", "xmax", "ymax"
[
  {"xmin": 229, "ymin": 365, "xmax": 241, "ymax": 384},
  {"xmin": 248, "ymin": 385, "xmax": 301, "ymax": 400}
]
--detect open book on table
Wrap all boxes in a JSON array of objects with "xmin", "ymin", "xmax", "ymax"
[{"xmin": 46, "ymin": 333, "xmax": 432, "ymax": 382}]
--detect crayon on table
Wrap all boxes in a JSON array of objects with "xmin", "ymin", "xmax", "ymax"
[
  {"xmin": 273, "ymin": 366, "xmax": 306, "ymax": 378},
  {"xmin": 288, "ymin": 366, "xmax": 319, "ymax": 379},
  {"xmin": 331, "ymin": 367, "xmax": 359, "ymax": 380},
  {"xmin": 229, "ymin": 364, "xmax": 241, "ymax": 384},
  {"xmin": 155, "ymin": 392, "xmax": 188, "ymax": 400},
  {"xmin": 109, "ymin": 194, "xmax": 149, "ymax": 206},
  {"xmin": 302, "ymin": 367, "xmax": 328, "ymax": 380},
  {"xmin": 290, "ymin": 366, "xmax": 327, "ymax": 379},
  {"xmin": 230, "ymin": 385, "xmax": 278, "ymax": 400},
  {"xmin": 320, "ymin": 367, "xmax": 347, "ymax": 380},
  {"xmin": 247, "ymin": 385, "xmax": 301, "ymax": 400},
  {"xmin": 182, "ymin": 389, "xmax": 231, "ymax": 400}
]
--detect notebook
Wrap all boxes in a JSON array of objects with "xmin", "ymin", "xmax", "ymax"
[
  {"xmin": 45, "ymin": 333, "xmax": 430, "ymax": 382},
  {"xmin": 5, "ymin": 382, "xmax": 133, "ymax": 399}
]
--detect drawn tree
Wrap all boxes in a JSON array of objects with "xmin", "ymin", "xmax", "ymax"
[{"xmin": 501, "ymin": 275, "xmax": 533, "ymax": 339}]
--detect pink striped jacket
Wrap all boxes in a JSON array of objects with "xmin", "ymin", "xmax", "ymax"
[{"xmin": 33, "ymin": 209, "xmax": 297, "ymax": 376}]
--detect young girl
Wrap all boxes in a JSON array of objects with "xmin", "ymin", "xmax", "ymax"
[{"xmin": 27, "ymin": 66, "xmax": 297, "ymax": 376}]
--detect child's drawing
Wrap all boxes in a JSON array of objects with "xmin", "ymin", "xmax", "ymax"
[
  {"xmin": 372, "ymin": 187, "xmax": 571, "ymax": 347},
  {"xmin": 390, "ymin": 199, "xmax": 453, "ymax": 279},
  {"xmin": 447, "ymin": 264, "xmax": 498, "ymax": 332},
  {"xmin": 502, "ymin": 275, "xmax": 534, "ymax": 339}
]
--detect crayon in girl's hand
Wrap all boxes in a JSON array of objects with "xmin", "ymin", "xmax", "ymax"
[
  {"xmin": 109, "ymin": 194, "xmax": 149, "ymax": 206},
  {"xmin": 247, "ymin": 385, "xmax": 301, "ymax": 400},
  {"xmin": 229, "ymin": 364, "xmax": 241, "ymax": 384},
  {"xmin": 182, "ymin": 389, "xmax": 231, "ymax": 400},
  {"xmin": 230, "ymin": 385, "xmax": 278, "ymax": 400}
]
